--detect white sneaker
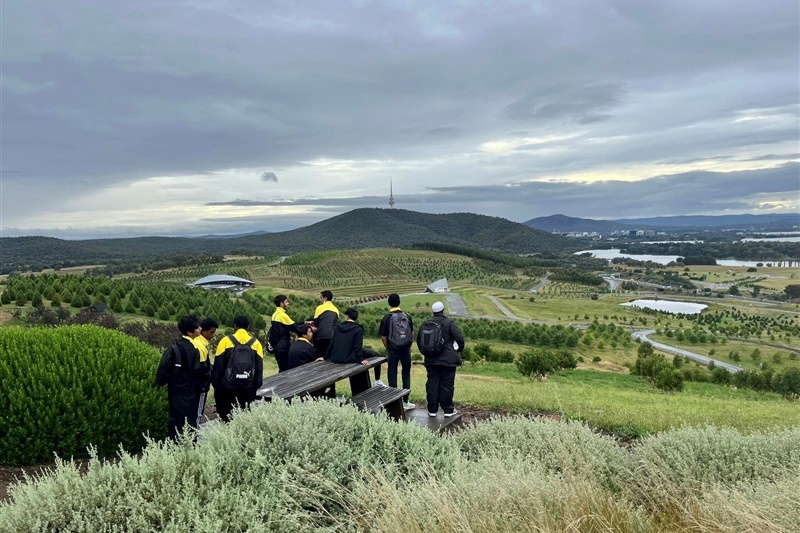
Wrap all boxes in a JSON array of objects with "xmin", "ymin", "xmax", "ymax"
[
  {"xmin": 428, "ymin": 411, "xmax": 437, "ymax": 417},
  {"xmin": 373, "ymin": 380, "xmax": 386, "ymax": 388},
  {"xmin": 403, "ymin": 402, "xmax": 416, "ymax": 410},
  {"xmin": 443, "ymin": 409, "xmax": 458, "ymax": 418}
]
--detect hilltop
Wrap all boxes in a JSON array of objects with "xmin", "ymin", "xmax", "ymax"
[
  {"xmin": 1, "ymin": 208, "xmax": 575, "ymax": 273},
  {"xmin": 525, "ymin": 212, "xmax": 799, "ymax": 233}
]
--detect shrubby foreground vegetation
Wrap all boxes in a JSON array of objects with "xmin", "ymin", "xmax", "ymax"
[
  {"xmin": 1, "ymin": 401, "xmax": 798, "ymax": 532},
  {"xmin": 0, "ymin": 326, "xmax": 167, "ymax": 465}
]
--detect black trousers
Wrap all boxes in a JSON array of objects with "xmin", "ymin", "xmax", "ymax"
[
  {"xmin": 387, "ymin": 347, "xmax": 412, "ymax": 402},
  {"xmin": 168, "ymin": 390, "xmax": 205, "ymax": 440},
  {"xmin": 274, "ymin": 351, "xmax": 289, "ymax": 373},
  {"xmin": 425, "ymin": 365, "xmax": 456, "ymax": 414},
  {"xmin": 314, "ymin": 338, "xmax": 332, "ymax": 359},
  {"xmin": 215, "ymin": 388, "xmax": 256, "ymax": 423}
]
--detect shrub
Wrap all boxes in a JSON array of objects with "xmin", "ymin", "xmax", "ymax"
[
  {"xmin": 0, "ymin": 326, "xmax": 167, "ymax": 465},
  {"xmin": 773, "ymin": 367, "xmax": 800, "ymax": 400},
  {"xmin": 655, "ymin": 368, "xmax": 684, "ymax": 392},
  {"xmin": 0, "ymin": 400, "xmax": 459, "ymax": 531},
  {"xmin": 515, "ymin": 348, "xmax": 576, "ymax": 378}
]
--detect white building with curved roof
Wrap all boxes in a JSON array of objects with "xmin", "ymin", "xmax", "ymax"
[
  {"xmin": 425, "ymin": 278, "xmax": 449, "ymax": 293},
  {"xmin": 191, "ymin": 274, "xmax": 255, "ymax": 291}
]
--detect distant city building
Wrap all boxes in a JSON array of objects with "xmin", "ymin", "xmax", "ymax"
[
  {"xmin": 191, "ymin": 274, "xmax": 255, "ymax": 291},
  {"xmin": 425, "ymin": 278, "xmax": 449, "ymax": 293}
]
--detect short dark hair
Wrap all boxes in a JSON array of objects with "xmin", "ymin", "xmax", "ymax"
[
  {"xmin": 233, "ymin": 315, "xmax": 249, "ymax": 329},
  {"xmin": 274, "ymin": 294, "xmax": 288, "ymax": 306},
  {"xmin": 388, "ymin": 293, "xmax": 400, "ymax": 307},
  {"xmin": 344, "ymin": 308, "xmax": 359, "ymax": 321},
  {"xmin": 200, "ymin": 318, "xmax": 219, "ymax": 331},
  {"xmin": 321, "ymin": 290, "xmax": 333, "ymax": 301},
  {"xmin": 178, "ymin": 315, "xmax": 200, "ymax": 336},
  {"xmin": 297, "ymin": 324, "xmax": 310, "ymax": 336}
]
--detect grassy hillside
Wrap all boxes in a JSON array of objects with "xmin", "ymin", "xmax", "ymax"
[{"xmin": 2, "ymin": 209, "xmax": 576, "ymax": 273}]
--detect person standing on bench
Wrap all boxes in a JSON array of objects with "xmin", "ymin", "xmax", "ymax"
[
  {"xmin": 379, "ymin": 293, "xmax": 415, "ymax": 410},
  {"xmin": 270, "ymin": 295, "xmax": 303, "ymax": 372},
  {"xmin": 286, "ymin": 324, "xmax": 317, "ymax": 370},
  {"xmin": 324, "ymin": 308, "xmax": 372, "ymax": 395},
  {"xmin": 311, "ymin": 290, "xmax": 339, "ymax": 357},
  {"xmin": 212, "ymin": 315, "xmax": 264, "ymax": 422},
  {"xmin": 417, "ymin": 301, "xmax": 465, "ymax": 418},
  {"xmin": 156, "ymin": 315, "xmax": 211, "ymax": 440}
]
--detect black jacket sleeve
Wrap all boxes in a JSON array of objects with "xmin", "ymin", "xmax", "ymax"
[
  {"xmin": 354, "ymin": 327, "xmax": 365, "ymax": 362},
  {"xmin": 155, "ymin": 345, "xmax": 175, "ymax": 386},
  {"xmin": 449, "ymin": 320, "xmax": 465, "ymax": 352}
]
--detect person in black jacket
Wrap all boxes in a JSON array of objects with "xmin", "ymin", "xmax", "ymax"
[
  {"xmin": 270, "ymin": 295, "xmax": 303, "ymax": 372},
  {"xmin": 325, "ymin": 308, "xmax": 372, "ymax": 394},
  {"xmin": 420, "ymin": 301, "xmax": 465, "ymax": 418},
  {"xmin": 311, "ymin": 290, "xmax": 339, "ymax": 357},
  {"xmin": 286, "ymin": 324, "xmax": 317, "ymax": 370},
  {"xmin": 379, "ymin": 293, "xmax": 415, "ymax": 409},
  {"xmin": 156, "ymin": 315, "xmax": 211, "ymax": 440}
]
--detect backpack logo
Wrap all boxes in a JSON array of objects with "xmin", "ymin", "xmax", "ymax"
[
  {"xmin": 222, "ymin": 335, "xmax": 258, "ymax": 390},
  {"xmin": 387, "ymin": 312, "xmax": 412, "ymax": 348},
  {"xmin": 417, "ymin": 319, "xmax": 446, "ymax": 356}
]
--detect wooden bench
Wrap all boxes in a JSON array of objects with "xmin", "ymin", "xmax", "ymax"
[
  {"xmin": 256, "ymin": 355, "xmax": 387, "ymax": 401},
  {"xmin": 349, "ymin": 386, "xmax": 410, "ymax": 421}
]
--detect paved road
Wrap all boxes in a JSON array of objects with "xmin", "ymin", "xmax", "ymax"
[
  {"xmin": 486, "ymin": 294, "xmax": 520, "ymax": 320},
  {"xmin": 529, "ymin": 276, "xmax": 550, "ymax": 293},
  {"xmin": 602, "ymin": 276, "xmax": 621, "ymax": 291},
  {"xmin": 632, "ymin": 329, "xmax": 743, "ymax": 373},
  {"xmin": 445, "ymin": 292, "xmax": 468, "ymax": 317}
]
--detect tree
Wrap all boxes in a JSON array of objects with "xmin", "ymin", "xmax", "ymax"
[
  {"xmin": 785, "ymin": 284, "xmax": 800, "ymax": 299},
  {"xmin": 773, "ymin": 368, "xmax": 800, "ymax": 400}
]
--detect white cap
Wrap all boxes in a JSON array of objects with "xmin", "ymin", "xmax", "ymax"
[{"xmin": 432, "ymin": 301, "xmax": 444, "ymax": 313}]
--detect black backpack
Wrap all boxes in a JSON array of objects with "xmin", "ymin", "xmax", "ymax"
[
  {"xmin": 221, "ymin": 335, "xmax": 258, "ymax": 391},
  {"xmin": 265, "ymin": 326, "xmax": 279, "ymax": 354},
  {"xmin": 387, "ymin": 312, "xmax": 413, "ymax": 349},
  {"xmin": 417, "ymin": 319, "xmax": 446, "ymax": 357}
]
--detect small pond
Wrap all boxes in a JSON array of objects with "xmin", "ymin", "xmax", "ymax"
[{"xmin": 621, "ymin": 299, "xmax": 708, "ymax": 315}]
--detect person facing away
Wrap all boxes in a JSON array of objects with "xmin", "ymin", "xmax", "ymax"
[
  {"xmin": 192, "ymin": 317, "xmax": 219, "ymax": 365},
  {"xmin": 212, "ymin": 315, "xmax": 264, "ymax": 423},
  {"xmin": 418, "ymin": 301, "xmax": 465, "ymax": 418},
  {"xmin": 156, "ymin": 315, "xmax": 211, "ymax": 440},
  {"xmin": 286, "ymin": 324, "xmax": 317, "ymax": 370},
  {"xmin": 324, "ymin": 307, "xmax": 373, "ymax": 394},
  {"xmin": 379, "ymin": 293, "xmax": 415, "ymax": 410},
  {"xmin": 270, "ymin": 294, "xmax": 303, "ymax": 373},
  {"xmin": 311, "ymin": 290, "xmax": 339, "ymax": 357}
]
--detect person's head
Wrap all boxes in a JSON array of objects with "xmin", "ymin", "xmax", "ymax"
[
  {"xmin": 344, "ymin": 308, "xmax": 359, "ymax": 322},
  {"xmin": 388, "ymin": 293, "xmax": 400, "ymax": 307},
  {"xmin": 274, "ymin": 294, "xmax": 289, "ymax": 309},
  {"xmin": 320, "ymin": 290, "xmax": 333, "ymax": 303},
  {"xmin": 233, "ymin": 315, "xmax": 250, "ymax": 330},
  {"xmin": 178, "ymin": 315, "xmax": 201, "ymax": 337},
  {"xmin": 431, "ymin": 301, "xmax": 445, "ymax": 315},
  {"xmin": 297, "ymin": 323, "xmax": 313, "ymax": 340},
  {"xmin": 200, "ymin": 318, "xmax": 218, "ymax": 340}
]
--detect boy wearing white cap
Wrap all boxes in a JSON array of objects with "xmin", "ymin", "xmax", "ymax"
[{"xmin": 416, "ymin": 301, "xmax": 465, "ymax": 417}]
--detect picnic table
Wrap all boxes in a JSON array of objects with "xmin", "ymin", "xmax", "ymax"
[{"xmin": 256, "ymin": 355, "xmax": 410, "ymax": 421}]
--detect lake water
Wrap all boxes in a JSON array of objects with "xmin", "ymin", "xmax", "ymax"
[
  {"xmin": 621, "ymin": 299, "xmax": 708, "ymax": 314},
  {"xmin": 576, "ymin": 249, "xmax": 797, "ymax": 267}
]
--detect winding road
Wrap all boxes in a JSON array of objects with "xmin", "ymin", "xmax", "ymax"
[{"xmin": 632, "ymin": 329, "xmax": 743, "ymax": 373}]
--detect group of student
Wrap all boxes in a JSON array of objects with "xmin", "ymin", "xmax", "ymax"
[{"xmin": 156, "ymin": 290, "xmax": 466, "ymax": 439}]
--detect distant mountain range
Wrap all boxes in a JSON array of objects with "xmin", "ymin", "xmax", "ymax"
[
  {"xmin": 1, "ymin": 208, "xmax": 576, "ymax": 272},
  {"xmin": 525, "ymin": 213, "xmax": 799, "ymax": 233}
]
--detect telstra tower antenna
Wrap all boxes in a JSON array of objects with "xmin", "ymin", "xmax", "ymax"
[{"xmin": 389, "ymin": 176, "xmax": 395, "ymax": 209}]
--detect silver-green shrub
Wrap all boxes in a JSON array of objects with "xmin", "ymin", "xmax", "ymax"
[
  {"xmin": 625, "ymin": 425, "xmax": 800, "ymax": 499},
  {"xmin": 452, "ymin": 416, "xmax": 628, "ymax": 490},
  {"xmin": 0, "ymin": 399, "xmax": 459, "ymax": 532}
]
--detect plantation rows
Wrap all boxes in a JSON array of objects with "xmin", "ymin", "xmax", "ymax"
[
  {"xmin": 679, "ymin": 308, "xmax": 800, "ymax": 340},
  {"xmin": 1, "ymin": 274, "xmax": 266, "ymax": 329},
  {"xmin": 132, "ymin": 265, "xmax": 254, "ymax": 284}
]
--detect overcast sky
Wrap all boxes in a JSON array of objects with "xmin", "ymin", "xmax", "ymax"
[{"xmin": 2, "ymin": 0, "xmax": 799, "ymax": 238}]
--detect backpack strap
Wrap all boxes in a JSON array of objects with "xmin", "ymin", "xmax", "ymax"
[
  {"xmin": 245, "ymin": 337, "xmax": 256, "ymax": 348},
  {"xmin": 227, "ymin": 334, "xmax": 240, "ymax": 346}
]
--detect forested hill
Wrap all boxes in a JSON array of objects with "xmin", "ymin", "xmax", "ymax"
[{"xmin": 1, "ymin": 208, "xmax": 576, "ymax": 273}]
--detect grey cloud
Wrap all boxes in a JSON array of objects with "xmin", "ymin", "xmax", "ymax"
[{"xmin": 260, "ymin": 171, "xmax": 279, "ymax": 183}]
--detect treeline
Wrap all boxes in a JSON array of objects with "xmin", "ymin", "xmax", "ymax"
[{"xmin": 621, "ymin": 242, "xmax": 799, "ymax": 261}]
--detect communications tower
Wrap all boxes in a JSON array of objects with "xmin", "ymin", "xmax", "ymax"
[{"xmin": 389, "ymin": 176, "xmax": 395, "ymax": 209}]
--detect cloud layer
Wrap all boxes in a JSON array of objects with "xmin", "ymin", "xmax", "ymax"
[{"xmin": 2, "ymin": 0, "xmax": 798, "ymax": 237}]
